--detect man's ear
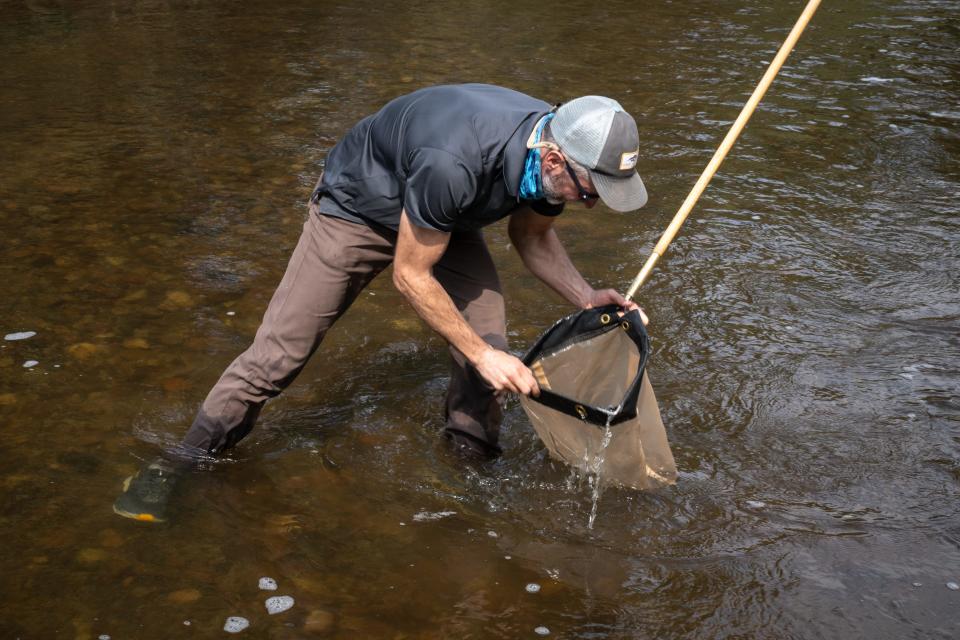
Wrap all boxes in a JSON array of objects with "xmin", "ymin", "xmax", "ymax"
[{"xmin": 541, "ymin": 149, "xmax": 565, "ymax": 173}]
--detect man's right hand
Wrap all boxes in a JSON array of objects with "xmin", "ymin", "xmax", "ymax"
[{"xmin": 474, "ymin": 347, "xmax": 540, "ymax": 397}]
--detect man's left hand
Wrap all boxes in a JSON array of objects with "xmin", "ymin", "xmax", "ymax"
[{"xmin": 584, "ymin": 288, "xmax": 649, "ymax": 326}]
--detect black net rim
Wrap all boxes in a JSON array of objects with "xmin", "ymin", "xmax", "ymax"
[{"xmin": 522, "ymin": 304, "xmax": 650, "ymax": 427}]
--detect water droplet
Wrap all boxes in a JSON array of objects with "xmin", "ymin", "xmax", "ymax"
[
  {"xmin": 4, "ymin": 331, "xmax": 36, "ymax": 341},
  {"xmin": 23, "ymin": 360, "xmax": 38, "ymax": 368},
  {"xmin": 265, "ymin": 595, "xmax": 295, "ymax": 615},
  {"xmin": 947, "ymin": 582, "xmax": 959, "ymax": 591},
  {"xmin": 258, "ymin": 577, "xmax": 277, "ymax": 591},
  {"xmin": 525, "ymin": 583, "xmax": 541, "ymax": 593},
  {"xmin": 535, "ymin": 626, "xmax": 550, "ymax": 635},
  {"xmin": 223, "ymin": 616, "xmax": 249, "ymax": 633}
]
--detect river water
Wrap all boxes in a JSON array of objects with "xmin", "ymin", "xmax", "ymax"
[{"xmin": 1, "ymin": 0, "xmax": 958, "ymax": 638}]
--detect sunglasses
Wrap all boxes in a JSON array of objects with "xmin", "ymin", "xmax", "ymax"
[
  {"xmin": 564, "ymin": 161, "xmax": 600, "ymax": 203},
  {"xmin": 531, "ymin": 140, "xmax": 601, "ymax": 203}
]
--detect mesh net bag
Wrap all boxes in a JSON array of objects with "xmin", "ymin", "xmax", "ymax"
[{"xmin": 519, "ymin": 305, "xmax": 677, "ymax": 490}]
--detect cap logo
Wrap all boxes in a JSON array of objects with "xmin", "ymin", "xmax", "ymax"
[{"xmin": 619, "ymin": 150, "xmax": 639, "ymax": 171}]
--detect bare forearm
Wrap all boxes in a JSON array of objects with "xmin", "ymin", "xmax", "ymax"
[
  {"xmin": 393, "ymin": 267, "xmax": 490, "ymax": 365},
  {"xmin": 393, "ymin": 211, "xmax": 539, "ymax": 395},
  {"xmin": 514, "ymin": 227, "xmax": 593, "ymax": 308}
]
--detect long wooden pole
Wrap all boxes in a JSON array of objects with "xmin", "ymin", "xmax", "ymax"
[{"xmin": 625, "ymin": 0, "xmax": 822, "ymax": 301}]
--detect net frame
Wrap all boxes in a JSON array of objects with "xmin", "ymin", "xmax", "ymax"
[{"xmin": 521, "ymin": 304, "xmax": 648, "ymax": 427}]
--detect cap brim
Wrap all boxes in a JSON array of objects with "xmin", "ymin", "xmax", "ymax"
[{"xmin": 591, "ymin": 170, "xmax": 647, "ymax": 212}]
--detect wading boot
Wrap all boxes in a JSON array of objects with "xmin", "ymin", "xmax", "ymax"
[{"xmin": 113, "ymin": 458, "xmax": 180, "ymax": 523}]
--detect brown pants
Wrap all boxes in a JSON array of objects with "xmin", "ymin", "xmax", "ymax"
[{"xmin": 182, "ymin": 200, "xmax": 507, "ymax": 456}]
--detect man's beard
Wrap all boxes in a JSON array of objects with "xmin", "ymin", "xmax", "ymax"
[{"xmin": 542, "ymin": 170, "xmax": 565, "ymax": 205}]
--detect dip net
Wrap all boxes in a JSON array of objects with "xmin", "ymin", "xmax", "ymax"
[
  {"xmin": 519, "ymin": 305, "xmax": 676, "ymax": 490},
  {"xmin": 516, "ymin": 0, "xmax": 822, "ymax": 491}
]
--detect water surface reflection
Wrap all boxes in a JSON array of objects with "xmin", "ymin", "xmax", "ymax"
[{"xmin": 1, "ymin": 0, "xmax": 958, "ymax": 638}]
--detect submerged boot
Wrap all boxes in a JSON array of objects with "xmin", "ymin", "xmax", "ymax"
[{"xmin": 113, "ymin": 458, "xmax": 180, "ymax": 523}]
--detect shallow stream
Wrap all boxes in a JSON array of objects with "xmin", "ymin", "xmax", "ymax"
[{"xmin": 1, "ymin": 1, "xmax": 958, "ymax": 637}]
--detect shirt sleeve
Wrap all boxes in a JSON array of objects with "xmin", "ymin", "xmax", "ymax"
[{"xmin": 402, "ymin": 147, "xmax": 478, "ymax": 232}]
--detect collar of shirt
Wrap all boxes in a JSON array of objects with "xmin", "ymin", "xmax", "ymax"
[{"xmin": 503, "ymin": 111, "xmax": 551, "ymax": 200}]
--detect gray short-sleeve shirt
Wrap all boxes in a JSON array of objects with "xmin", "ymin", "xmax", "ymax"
[{"xmin": 314, "ymin": 84, "xmax": 563, "ymax": 232}]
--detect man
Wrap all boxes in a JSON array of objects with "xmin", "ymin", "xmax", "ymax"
[{"xmin": 114, "ymin": 84, "xmax": 649, "ymax": 522}]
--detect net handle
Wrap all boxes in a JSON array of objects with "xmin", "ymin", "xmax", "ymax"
[{"xmin": 624, "ymin": 0, "xmax": 822, "ymax": 302}]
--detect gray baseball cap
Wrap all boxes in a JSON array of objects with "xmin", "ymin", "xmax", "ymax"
[{"xmin": 551, "ymin": 96, "xmax": 648, "ymax": 212}]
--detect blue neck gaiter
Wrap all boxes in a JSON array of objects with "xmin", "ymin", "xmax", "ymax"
[{"xmin": 518, "ymin": 113, "xmax": 555, "ymax": 200}]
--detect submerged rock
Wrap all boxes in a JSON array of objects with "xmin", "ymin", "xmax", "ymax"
[
  {"xmin": 4, "ymin": 331, "xmax": 36, "ymax": 341},
  {"xmin": 122, "ymin": 337, "xmax": 150, "ymax": 350},
  {"xmin": 76, "ymin": 548, "xmax": 106, "ymax": 563},
  {"xmin": 66, "ymin": 342, "xmax": 105, "ymax": 359},
  {"xmin": 265, "ymin": 595, "xmax": 295, "ymax": 615},
  {"xmin": 224, "ymin": 616, "xmax": 249, "ymax": 633},
  {"xmin": 166, "ymin": 588, "xmax": 201, "ymax": 604},
  {"xmin": 303, "ymin": 609, "xmax": 334, "ymax": 634},
  {"xmin": 163, "ymin": 290, "xmax": 195, "ymax": 309},
  {"xmin": 98, "ymin": 529, "xmax": 125, "ymax": 548},
  {"xmin": 259, "ymin": 577, "xmax": 278, "ymax": 591}
]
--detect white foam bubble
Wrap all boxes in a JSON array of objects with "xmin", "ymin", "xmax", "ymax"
[
  {"xmin": 947, "ymin": 582, "xmax": 959, "ymax": 591},
  {"xmin": 223, "ymin": 616, "xmax": 249, "ymax": 633},
  {"xmin": 265, "ymin": 595, "xmax": 295, "ymax": 615},
  {"xmin": 258, "ymin": 577, "xmax": 277, "ymax": 591},
  {"xmin": 412, "ymin": 510, "xmax": 456, "ymax": 522},
  {"xmin": 535, "ymin": 626, "xmax": 550, "ymax": 635},
  {"xmin": 23, "ymin": 360, "xmax": 38, "ymax": 368},
  {"xmin": 4, "ymin": 331, "xmax": 36, "ymax": 341},
  {"xmin": 99, "ymin": 635, "xmax": 111, "ymax": 640},
  {"xmin": 487, "ymin": 530, "xmax": 498, "ymax": 538},
  {"xmin": 525, "ymin": 583, "xmax": 541, "ymax": 593},
  {"xmin": 746, "ymin": 500, "xmax": 766, "ymax": 509}
]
